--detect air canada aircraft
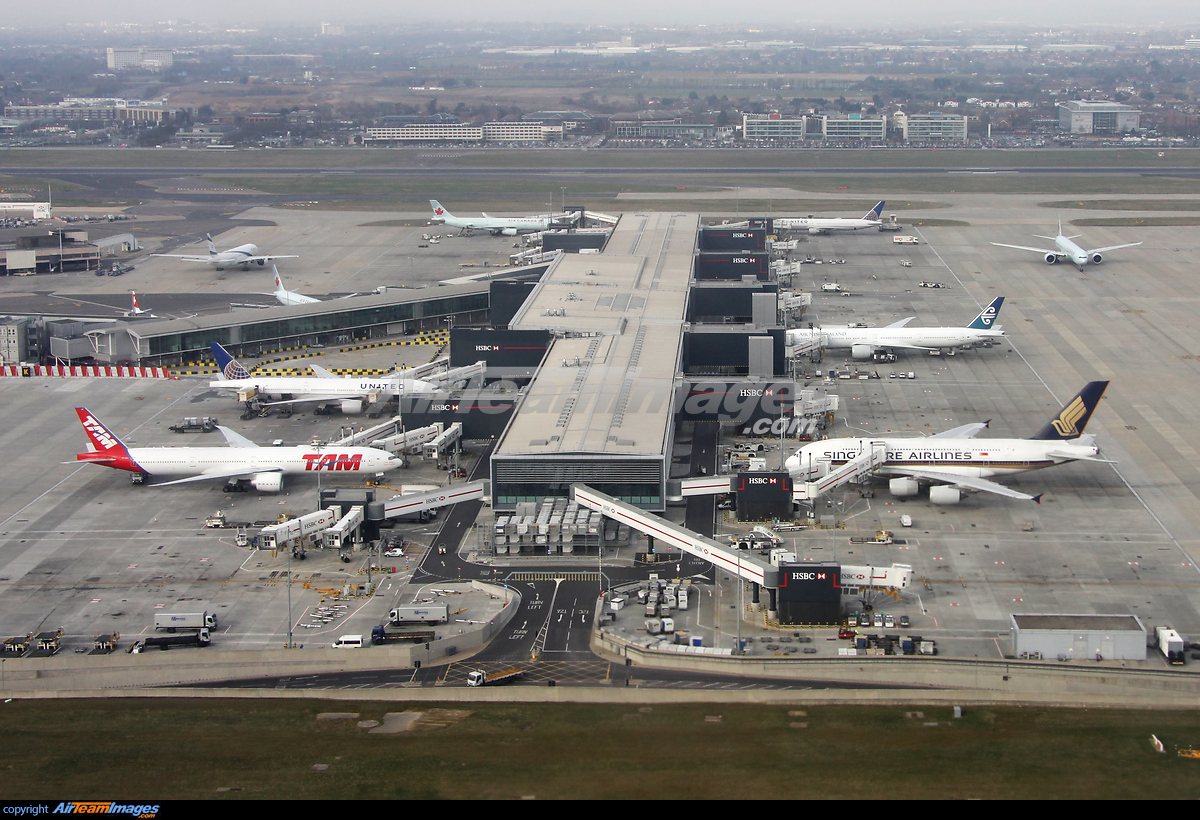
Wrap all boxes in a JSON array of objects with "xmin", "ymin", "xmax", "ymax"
[
  {"xmin": 152, "ymin": 233, "xmax": 299, "ymax": 271},
  {"xmin": 991, "ymin": 220, "xmax": 1140, "ymax": 271},
  {"xmin": 785, "ymin": 297, "xmax": 1005, "ymax": 359},
  {"xmin": 73, "ymin": 407, "xmax": 400, "ymax": 492},
  {"xmin": 429, "ymin": 200, "xmax": 569, "ymax": 235},
  {"xmin": 267, "ymin": 267, "xmax": 320, "ymax": 306},
  {"xmin": 773, "ymin": 200, "xmax": 885, "ymax": 234},
  {"xmin": 785, "ymin": 381, "xmax": 1111, "ymax": 504},
  {"xmin": 209, "ymin": 343, "xmax": 440, "ymax": 415}
]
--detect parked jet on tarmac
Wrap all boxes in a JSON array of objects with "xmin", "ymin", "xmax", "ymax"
[
  {"xmin": 774, "ymin": 201, "xmax": 885, "ymax": 234},
  {"xmin": 785, "ymin": 297, "xmax": 1005, "ymax": 359},
  {"xmin": 209, "ymin": 343, "xmax": 440, "ymax": 414},
  {"xmin": 267, "ymin": 267, "xmax": 320, "ymax": 306},
  {"xmin": 153, "ymin": 233, "xmax": 299, "ymax": 271},
  {"xmin": 74, "ymin": 407, "xmax": 400, "ymax": 491},
  {"xmin": 991, "ymin": 220, "xmax": 1140, "ymax": 271},
  {"xmin": 429, "ymin": 200, "xmax": 570, "ymax": 235},
  {"xmin": 123, "ymin": 292, "xmax": 152, "ymax": 317},
  {"xmin": 785, "ymin": 381, "xmax": 1111, "ymax": 504}
]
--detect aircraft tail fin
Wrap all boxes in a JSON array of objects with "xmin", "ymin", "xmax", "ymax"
[
  {"xmin": 131, "ymin": 292, "xmax": 140, "ymax": 312},
  {"xmin": 967, "ymin": 297, "xmax": 1005, "ymax": 330},
  {"xmin": 273, "ymin": 265, "xmax": 286, "ymax": 294},
  {"xmin": 75, "ymin": 408, "xmax": 129, "ymax": 454},
  {"xmin": 864, "ymin": 200, "xmax": 885, "ymax": 220},
  {"xmin": 1029, "ymin": 381, "xmax": 1110, "ymax": 441},
  {"xmin": 205, "ymin": 233, "xmax": 217, "ymax": 255},
  {"xmin": 210, "ymin": 342, "xmax": 251, "ymax": 381},
  {"xmin": 429, "ymin": 200, "xmax": 450, "ymax": 219}
]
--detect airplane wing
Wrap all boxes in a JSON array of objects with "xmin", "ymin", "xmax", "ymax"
[
  {"xmin": 216, "ymin": 426, "xmax": 260, "ymax": 448},
  {"xmin": 262, "ymin": 394, "xmax": 372, "ymax": 406},
  {"xmin": 990, "ymin": 243, "xmax": 1059, "ymax": 256},
  {"xmin": 879, "ymin": 342, "xmax": 939, "ymax": 351},
  {"xmin": 242, "ymin": 255, "xmax": 300, "ymax": 263},
  {"xmin": 929, "ymin": 421, "xmax": 990, "ymax": 440},
  {"xmin": 888, "ymin": 466, "xmax": 1041, "ymax": 501},
  {"xmin": 151, "ymin": 254, "xmax": 211, "ymax": 262},
  {"xmin": 1044, "ymin": 451, "xmax": 1117, "ymax": 463},
  {"xmin": 884, "ymin": 317, "xmax": 916, "ymax": 329},
  {"xmin": 308, "ymin": 363, "xmax": 338, "ymax": 378},
  {"xmin": 1086, "ymin": 242, "xmax": 1142, "ymax": 254},
  {"xmin": 153, "ymin": 466, "xmax": 282, "ymax": 487}
]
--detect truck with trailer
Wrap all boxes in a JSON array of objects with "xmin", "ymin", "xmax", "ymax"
[
  {"xmin": 389, "ymin": 605, "xmax": 449, "ymax": 626},
  {"xmin": 169, "ymin": 417, "xmax": 218, "ymax": 433},
  {"xmin": 131, "ymin": 628, "xmax": 212, "ymax": 652},
  {"xmin": 154, "ymin": 611, "xmax": 218, "ymax": 632},
  {"xmin": 466, "ymin": 667, "xmax": 525, "ymax": 687},
  {"xmin": 1156, "ymin": 626, "xmax": 1186, "ymax": 665},
  {"xmin": 893, "ymin": 235, "xmax": 920, "ymax": 245},
  {"xmin": 371, "ymin": 625, "xmax": 436, "ymax": 644}
]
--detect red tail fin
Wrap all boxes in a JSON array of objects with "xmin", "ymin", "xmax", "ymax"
[
  {"xmin": 131, "ymin": 292, "xmax": 139, "ymax": 311},
  {"xmin": 75, "ymin": 407, "xmax": 126, "ymax": 452}
]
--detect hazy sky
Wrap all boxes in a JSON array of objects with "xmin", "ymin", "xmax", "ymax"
[{"xmin": 12, "ymin": 1, "xmax": 1200, "ymax": 29}]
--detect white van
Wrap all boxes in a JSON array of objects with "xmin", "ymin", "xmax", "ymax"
[{"xmin": 332, "ymin": 635, "xmax": 364, "ymax": 649}]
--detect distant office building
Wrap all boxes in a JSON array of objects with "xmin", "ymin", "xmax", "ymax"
[
  {"xmin": 820, "ymin": 114, "xmax": 887, "ymax": 141},
  {"xmin": 1058, "ymin": 101, "xmax": 1140, "ymax": 134},
  {"xmin": 363, "ymin": 121, "xmax": 561, "ymax": 144},
  {"xmin": 609, "ymin": 118, "xmax": 717, "ymax": 140},
  {"xmin": 320, "ymin": 23, "xmax": 345, "ymax": 35},
  {"xmin": 4, "ymin": 99, "xmax": 172, "ymax": 124},
  {"xmin": 894, "ymin": 111, "xmax": 969, "ymax": 143},
  {"xmin": 742, "ymin": 113, "xmax": 806, "ymax": 141},
  {"xmin": 106, "ymin": 47, "xmax": 173, "ymax": 72}
]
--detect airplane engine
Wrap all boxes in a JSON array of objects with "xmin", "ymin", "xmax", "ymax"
[
  {"xmin": 1044, "ymin": 253, "xmax": 1058, "ymax": 264},
  {"xmin": 808, "ymin": 227, "xmax": 823, "ymax": 235},
  {"xmin": 501, "ymin": 228, "xmax": 519, "ymax": 236},
  {"xmin": 889, "ymin": 477, "xmax": 919, "ymax": 497},
  {"xmin": 851, "ymin": 344, "xmax": 874, "ymax": 361},
  {"xmin": 929, "ymin": 485, "xmax": 961, "ymax": 505},
  {"xmin": 1091, "ymin": 253, "xmax": 1103, "ymax": 265},
  {"xmin": 340, "ymin": 399, "xmax": 364, "ymax": 415},
  {"xmin": 257, "ymin": 259, "xmax": 266, "ymax": 266},
  {"xmin": 252, "ymin": 472, "xmax": 284, "ymax": 493}
]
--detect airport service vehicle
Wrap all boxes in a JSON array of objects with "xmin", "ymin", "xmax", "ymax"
[
  {"xmin": 131, "ymin": 629, "xmax": 211, "ymax": 652},
  {"xmin": 786, "ymin": 381, "xmax": 1111, "ymax": 504},
  {"xmin": 152, "ymin": 232, "xmax": 298, "ymax": 271},
  {"xmin": 820, "ymin": 282, "xmax": 842, "ymax": 292},
  {"xmin": 1156, "ymin": 626, "xmax": 1186, "ymax": 665},
  {"xmin": 466, "ymin": 667, "xmax": 525, "ymax": 687},
  {"xmin": 371, "ymin": 625, "xmax": 436, "ymax": 645},
  {"xmin": 389, "ymin": 605, "xmax": 449, "ymax": 626},
  {"xmin": 332, "ymin": 635, "xmax": 364, "ymax": 649},
  {"xmin": 169, "ymin": 417, "xmax": 218, "ymax": 433},
  {"xmin": 429, "ymin": 200, "xmax": 570, "ymax": 236},
  {"xmin": 785, "ymin": 297, "xmax": 1005, "ymax": 360},
  {"xmin": 992, "ymin": 220, "xmax": 1140, "ymax": 271},
  {"xmin": 893, "ymin": 236, "xmax": 920, "ymax": 245},
  {"xmin": 154, "ymin": 611, "xmax": 218, "ymax": 632},
  {"xmin": 209, "ymin": 343, "xmax": 440, "ymax": 415},
  {"xmin": 774, "ymin": 201, "xmax": 885, "ymax": 235},
  {"xmin": 74, "ymin": 407, "xmax": 402, "ymax": 492}
]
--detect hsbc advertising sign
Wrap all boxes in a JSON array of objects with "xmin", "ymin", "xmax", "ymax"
[{"xmin": 675, "ymin": 381, "xmax": 795, "ymax": 426}]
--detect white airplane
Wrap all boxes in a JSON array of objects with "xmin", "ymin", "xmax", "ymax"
[
  {"xmin": 209, "ymin": 343, "xmax": 440, "ymax": 415},
  {"xmin": 991, "ymin": 220, "xmax": 1140, "ymax": 271},
  {"xmin": 266, "ymin": 267, "xmax": 320, "ymax": 306},
  {"xmin": 785, "ymin": 297, "xmax": 1005, "ymax": 360},
  {"xmin": 774, "ymin": 200, "xmax": 885, "ymax": 235},
  {"xmin": 123, "ymin": 292, "xmax": 152, "ymax": 317},
  {"xmin": 74, "ymin": 407, "xmax": 401, "ymax": 492},
  {"xmin": 786, "ymin": 381, "xmax": 1111, "ymax": 504},
  {"xmin": 429, "ymin": 200, "xmax": 569, "ymax": 236},
  {"xmin": 152, "ymin": 233, "xmax": 299, "ymax": 271}
]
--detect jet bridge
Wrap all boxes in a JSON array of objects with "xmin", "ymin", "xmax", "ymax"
[
  {"xmin": 424, "ymin": 422, "xmax": 463, "ymax": 466},
  {"xmin": 572, "ymin": 484, "xmax": 781, "ymax": 615},
  {"xmin": 372, "ymin": 423, "xmax": 443, "ymax": 455},
  {"xmin": 792, "ymin": 442, "xmax": 888, "ymax": 503},
  {"xmin": 322, "ymin": 505, "xmax": 365, "ymax": 549},
  {"xmin": 382, "ymin": 480, "xmax": 486, "ymax": 521}
]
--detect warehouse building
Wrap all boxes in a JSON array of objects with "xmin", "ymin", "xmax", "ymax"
[
  {"xmin": 1057, "ymin": 101, "xmax": 1140, "ymax": 134},
  {"xmin": 1009, "ymin": 614, "xmax": 1147, "ymax": 661}
]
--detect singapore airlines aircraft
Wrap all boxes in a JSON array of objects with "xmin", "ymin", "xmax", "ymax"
[
  {"xmin": 785, "ymin": 297, "xmax": 1005, "ymax": 359},
  {"xmin": 153, "ymin": 233, "xmax": 299, "ymax": 271},
  {"xmin": 74, "ymin": 407, "xmax": 401, "ymax": 492},
  {"xmin": 774, "ymin": 201, "xmax": 885, "ymax": 235},
  {"xmin": 992, "ymin": 220, "xmax": 1140, "ymax": 271},
  {"xmin": 429, "ymin": 200, "xmax": 569, "ymax": 235},
  {"xmin": 785, "ymin": 381, "xmax": 1111, "ymax": 504}
]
